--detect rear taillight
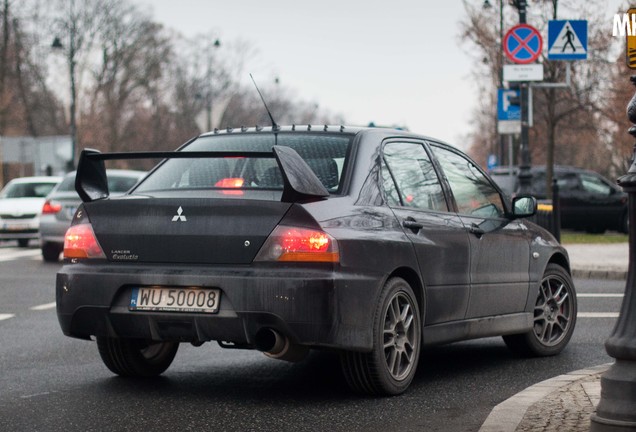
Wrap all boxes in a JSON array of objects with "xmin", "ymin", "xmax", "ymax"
[
  {"xmin": 63, "ymin": 223, "xmax": 106, "ymax": 259},
  {"xmin": 42, "ymin": 200, "xmax": 62, "ymax": 214},
  {"xmin": 255, "ymin": 226, "xmax": 339, "ymax": 263}
]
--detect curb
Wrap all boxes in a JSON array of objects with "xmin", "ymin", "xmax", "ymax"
[
  {"xmin": 571, "ymin": 269, "xmax": 626, "ymax": 281},
  {"xmin": 479, "ymin": 364, "xmax": 611, "ymax": 432}
]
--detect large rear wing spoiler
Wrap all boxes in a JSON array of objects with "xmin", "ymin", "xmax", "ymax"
[{"xmin": 75, "ymin": 145, "xmax": 330, "ymax": 203}]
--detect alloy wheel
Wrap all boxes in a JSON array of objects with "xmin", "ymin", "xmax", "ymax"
[
  {"xmin": 533, "ymin": 274, "xmax": 573, "ymax": 347},
  {"xmin": 383, "ymin": 292, "xmax": 418, "ymax": 381}
]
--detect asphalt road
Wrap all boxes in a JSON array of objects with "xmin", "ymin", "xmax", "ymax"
[{"xmin": 0, "ymin": 243, "xmax": 623, "ymax": 432}]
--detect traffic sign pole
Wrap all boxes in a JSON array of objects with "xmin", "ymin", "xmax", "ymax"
[{"xmin": 518, "ymin": 0, "xmax": 532, "ymax": 195}]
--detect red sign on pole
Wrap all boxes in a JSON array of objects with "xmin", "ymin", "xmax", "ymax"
[{"xmin": 503, "ymin": 24, "xmax": 543, "ymax": 64}]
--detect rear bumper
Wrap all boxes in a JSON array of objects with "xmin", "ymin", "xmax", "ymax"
[
  {"xmin": 39, "ymin": 217, "xmax": 69, "ymax": 245},
  {"xmin": 56, "ymin": 262, "xmax": 383, "ymax": 352}
]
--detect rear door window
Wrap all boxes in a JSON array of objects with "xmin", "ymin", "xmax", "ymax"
[{"xmin": 579, "ymin": 173, "xmax": 612, "ymax": 196}]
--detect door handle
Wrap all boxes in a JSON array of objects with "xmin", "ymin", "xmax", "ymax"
[
  {"xmin": 403, "ymin": 218, "xmax": 424, "ymax": 233},
  {"xmin": 469, "ymin": 223, "xmax": 485, "ymax": 238}
]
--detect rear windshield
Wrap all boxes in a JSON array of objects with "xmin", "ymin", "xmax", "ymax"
[
  {"xmin": 57, "ymin": 173, "xmax": 142, "ymax": 193},
  {"xmin": 1, "ymin": 182, "xmax": 57, "ymax": 198},
  {"xmin": 134, "ymin": 133, "xmax": 352, "ymax": 194}
]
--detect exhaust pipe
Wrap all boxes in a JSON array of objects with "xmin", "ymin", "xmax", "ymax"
[{"xmin": 254, "ymin": 328, "xmax": 308, "ymax": 363}]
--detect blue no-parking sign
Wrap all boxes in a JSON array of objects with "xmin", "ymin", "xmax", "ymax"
[
  {"xmin": 504, "ymin": 24, "xmax": 543, "ymax": 64},
  {"xmin": 548, "ymin": 20, "xmax": 587, "ymax": 60}
]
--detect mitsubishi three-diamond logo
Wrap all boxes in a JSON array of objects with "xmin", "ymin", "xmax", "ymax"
[{"xmin": 172, "ymin": 206, "xmax": 187, "ymax": 222}]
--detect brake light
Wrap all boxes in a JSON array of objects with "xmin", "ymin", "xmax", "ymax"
[
  {"xmin": 42, "ymin": 200, "xmax": 62, "ymax": 214},
  {"xmin": 255, "ymin": 226, "xmax": 339, "ymax": 263},
  {"xmin": 215, "ymin": 178, "xmax": 244, "ymax": 188},
  {"xmin": 215, "ymin": 178, "xmax": 244, "ymax": 195},
  {"xmin": 63, "ymin": 223, "xmax": 106, "ymax": 259}
]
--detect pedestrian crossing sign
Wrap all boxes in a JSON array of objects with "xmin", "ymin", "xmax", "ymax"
[{"xmin": 547, "ymin": 20, "xmax": 587, "ymax": 60}]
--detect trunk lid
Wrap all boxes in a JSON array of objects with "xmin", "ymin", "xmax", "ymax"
[{"xmin": 86, "ymin": 197, "xmax": 292, "ymax": 264}]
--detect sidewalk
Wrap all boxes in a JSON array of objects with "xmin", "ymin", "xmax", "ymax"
[
  {"xmin": 566, "ymin": 242, "xmax": 628, "ymax": 281},
  {"xmin": 479, "ymin": 242, "xmax": 627, "ymax": 432}
]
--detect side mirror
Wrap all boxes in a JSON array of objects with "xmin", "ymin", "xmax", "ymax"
[{"xmin": 511, "ymin": 195, "xmax": 537, "ymax": 219}]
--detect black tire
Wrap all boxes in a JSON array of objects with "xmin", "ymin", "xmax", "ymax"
[
  {"xmin": 340, "ymin": 277, "xmax": 421, "ymax": 396},
  {"xmin": 585, "ymin": 225, "xmax": 606, "ymax": 234},
  {"xmin": 96, "ymin": 337, "xmax": 179, "ymax": 377},
  {"xmin": 42, "ymin": 243, "xmax": 63, "ymax": 262},
  {"xmin": 17, "ymin": 239, "xmax": 29, "ymax": 248},
  {"xmin": 503, "ymin": 263, "xmax": 577, "ymax": 357}
]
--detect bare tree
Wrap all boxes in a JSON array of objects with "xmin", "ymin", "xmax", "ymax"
[
  {"xmin": 86, "ymin": 2, "xmax": 172, "ymax": 154},
  {"xmin": 460, "ymin": 0, "xmax": 624, "ymax": 193}
]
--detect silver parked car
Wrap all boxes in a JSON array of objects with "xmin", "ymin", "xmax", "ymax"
[
  {"xmin": 0, "ymin": 176, "xmax": 62, "ymax": 247},
  {"xmin": 40, "ymin": 169, "xmax": 145, "ymax": 261}
]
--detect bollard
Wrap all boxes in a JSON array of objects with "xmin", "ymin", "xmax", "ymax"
[{"xmin": 552, "ymin": 178, "xmax": 561, "ymax": 243}]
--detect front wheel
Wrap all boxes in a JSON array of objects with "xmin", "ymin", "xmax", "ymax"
[
  {"xmin": 340, "ymin": 277, "xmax": 421, "ymax": 396},
  {"xmin": 96, "ymin": 337, "xmax": 179, "ymax": 377},
  {"xmin": 503, "ymin": 263, "xmax": 577, "ymax": 357}
]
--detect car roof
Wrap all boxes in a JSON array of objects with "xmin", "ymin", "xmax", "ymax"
[
  {"xmin": 197, "ymin": 124, "xmax": 454, "ymax": 146},
  {"xmin": 5, "ymin": 176, "xmax": 62, "ymax": 184}
]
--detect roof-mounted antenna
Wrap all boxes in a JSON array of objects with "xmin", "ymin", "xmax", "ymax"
[{"xmin": 249, "ymin": 73, "xmax": 279, "ymax": 131}]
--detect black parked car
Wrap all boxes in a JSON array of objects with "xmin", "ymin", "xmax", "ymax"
[
  {"xmin": 490, "ymin": 166, "xmax": 628, "ymax": 234},
  {"xmin": 56, "ymin": 126, "xmax": 576, "ymax": 395}
]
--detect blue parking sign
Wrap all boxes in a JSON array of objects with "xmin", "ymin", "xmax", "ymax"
[{"xmin": 498, "ymin": 89, "xmax": 520, "ymax": 121}]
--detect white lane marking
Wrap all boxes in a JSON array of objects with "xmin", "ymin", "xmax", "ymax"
[
  {"xmin": 577, "ymin": 293, "xmax": 623, "ymax": 298},
  {"xmin": 20, "ymin": 390, "xmax": 59, "ymax": 399},
  {"xmin": 577, "ymin": 312, "xmax": 620, "ymax": 318},
  {"xmin": 30, "ymin": 302, "xmax": 56, "ymax": 311},
  {"xmin": 0, "ymin": 313, "xmax": 15, "ymax": 321},
  {"xmin": 0, "ymin": 249, "xmax": 40, "ymax": 262}
]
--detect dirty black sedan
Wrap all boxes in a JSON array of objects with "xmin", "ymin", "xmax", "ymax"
[{"xmin": 56, "ymin": 126, "xmax": 576, "ymax": 396}]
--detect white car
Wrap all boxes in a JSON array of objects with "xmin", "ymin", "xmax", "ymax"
[{"xmin": 0, "ymin": 176, "xmax": 62, "ymax": 247}]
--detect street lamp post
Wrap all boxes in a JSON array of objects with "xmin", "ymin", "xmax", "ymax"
[
  {"xmin": 51, "ymin": 4, "xmax": 78, "ymax": 171},
  {"xmin": 590, "ymin": 76, "xmax": 636, "ymax": 431},
  {"xmin": 205, "ymin": 38, "xmax": 221, "ymax": 132}
]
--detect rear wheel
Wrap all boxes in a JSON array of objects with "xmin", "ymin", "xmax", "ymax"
[
  {"xmin": 503, "ymin": 263, "xmax": 576, "ymax": 356},
  {"xmin": 340, "ymin": 277, "xmax": 421, "ymax": 395},
  {"xmin": 42, "ymin": 243, "xmax": 63, "ymax": 262},
  {"xmin": 96, "ymin": 337, "xmax": 179, "ymax": 377}
]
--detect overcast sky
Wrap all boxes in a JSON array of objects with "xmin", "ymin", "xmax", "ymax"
[{"xmin": 135, "ymin": 0, "xmax": 624, "ymax": 148}]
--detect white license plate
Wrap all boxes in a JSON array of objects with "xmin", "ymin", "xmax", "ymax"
[
  {"xmin": 4, "ymin": 223, "xmax": 31, "ymax": 231},
  {"xmin": 130, "ymin": 287, "xmax": 220, "ymax": 313}
]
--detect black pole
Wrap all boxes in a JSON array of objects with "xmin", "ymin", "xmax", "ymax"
[
  {"xmin": 590, "ymin": 76, "xmax": 636, "ymax": 431},
  {"xmin": 516, "ymin": 0, "xmax": 532, "ymax": 194},
  {"xmin": 517, "ymin": 0, "xmax": 527, "ymax": 23},
  {"xmin": 552, "ymin": 178, "xmax": 561, "ymax": 243}
]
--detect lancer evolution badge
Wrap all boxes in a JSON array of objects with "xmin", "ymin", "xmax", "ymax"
[{"xmin": 172, "ymin": 206, "xmax": 187, "ymax": 222}]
